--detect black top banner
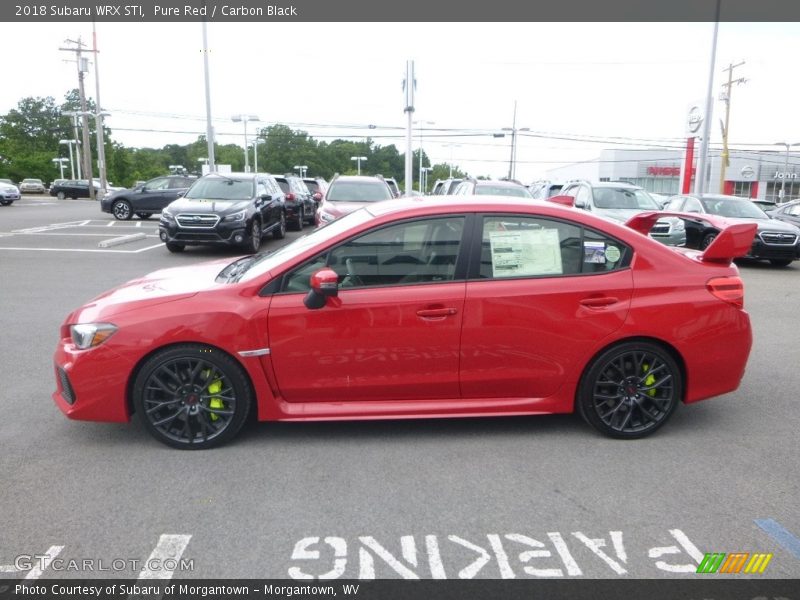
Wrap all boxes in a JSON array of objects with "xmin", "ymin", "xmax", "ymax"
[{"xmin": 3, "ymin": 0, "xmax": 800, "ymax": 22}]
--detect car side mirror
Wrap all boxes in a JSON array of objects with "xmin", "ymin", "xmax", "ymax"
[
  {"xmin": 573, "ymin": 197, "xmax": 588, "ymax": 209},
  {"xmin": 313, "ymin": 192, "xmax": 322, "ymax": 201},
  {"xmin": 140, "ymin": 186, "xmax": 148, "ymax": 192},
  {"xmin": 304, "ymin": 267, "xmax": 339, "ymax": 309},
  {"xmin": 261, "ymin": 194, "xmax": 272, "ymax": 202}
]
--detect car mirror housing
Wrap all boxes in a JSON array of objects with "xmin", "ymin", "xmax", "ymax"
[
  {"xmin": 304, "ymin": 267, "xmax": 339, "ymax": 309},
  {"xmin": 261, "ymin": 194, "xmax": 272, "ymax": 202},
  {"xmin": 548, "ymin": 195, "xmax": 576, "ymax": 208}
]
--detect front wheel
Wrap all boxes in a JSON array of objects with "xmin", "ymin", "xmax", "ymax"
[
  {"xmin": 112, "ymin": 200, "xmax": 133, "ymax": 220},
  {"xmin": 273, "ymin": 212, "xmax": 286, "ymax": 239},
  {"xmin": 0, "ymin": 201, "xmax": 11, "ymax": 206},
  {"xmin": 132, "ymin": 344, "xmax": 252, "ymax": 449},
  {"xmin": 577, "ymin": 342, "xmax": 682, "ymax": 439},
  {"xmin": 57, "ymin": 191, "xmax": 66, "ymax": 200},
  {"xmin": 700, "ymin": 232, "xmax": 718, "ymax": 249},
  {"xmin": 246, "ymin": 219, "xmax": 262, "ymax": 253},
  {"xmin": 769, "ymin": 258, "xmax": 793, "ymax": 267},
  {"xmin": 165, "ymin": 242, "xmax": 185, "ymax": 253}
]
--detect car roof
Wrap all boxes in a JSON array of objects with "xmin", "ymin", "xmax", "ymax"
[
  {"xmin": 333, "ymin": 175, "xmax": 386, "ymax": 183},
  {"xmin": 591, "ymin": 181, "xmax": 642, "ymax": 189},
  {"xmin": 475, "ymin": 180, "xmax": 527, "ymax": 187}
]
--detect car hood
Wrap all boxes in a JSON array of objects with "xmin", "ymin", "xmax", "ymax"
[
  {"xmin": 698, "ymin": 215, "xmax": 800, "ymax": 233},
  {"xmin": 166, "ymin": 197, "xmax": 251, "ymax": 215},
  {"xmin": 68, "ymin": 258, "xmax": 236, "ymax": 322},
  {"xmin": 594, "ymin": 207, "xmax": 651, "ymax": 222},
  {"xmin": 322, "ymin": 200, "xmax": 372, "ymax": 216}
]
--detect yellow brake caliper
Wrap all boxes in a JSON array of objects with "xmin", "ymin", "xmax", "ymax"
[
  {"xmin": 642, "ymin": 363, "xmax": 657, "ymax": 397},
  {"xmin": 204, "ymin": 369, "xmax": 225, "ymax": 420}
]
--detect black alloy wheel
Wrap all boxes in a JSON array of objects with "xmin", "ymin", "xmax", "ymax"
[
  {"xmin": 578, "ymin": 342, "xmax": 681, "ymax": 439},
  {"xmin": 133, "ymin": 345, "xmax": 252, "ymax": 449},
  {"xmin": 701, "ymin": 232, "xmax": 718, "ymax": 249},
  {"xmin": 273, "ymin": 212, "xmax": 286, "ymax": 239},
  {"xmin": 292, "ymin": 206, "xmax": 305, "ymax": 231},
  {"xmin": 247, "ymin": 219, "xmax": 262, "ymax": 253},
  {"xmin": 112, "ymin": 199, "xmax": 133, "ymax": 220}
]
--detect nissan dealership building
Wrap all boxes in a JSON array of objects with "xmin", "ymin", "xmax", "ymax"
[{"xmin": 545, "ymin": 148, "xmax": 800, "ymax": 203}]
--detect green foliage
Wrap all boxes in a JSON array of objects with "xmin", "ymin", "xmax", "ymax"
[{"xmin": 0, "ymin": 90, "xmax": 449, "ymax": 189}]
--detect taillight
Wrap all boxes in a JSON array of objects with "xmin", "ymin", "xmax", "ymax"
[
  {"xmin": 285, "ymin": 193, "xmax": 295, "ymax": 201},
  {"xmin": 707, "ymin": 276, "xmax": 744, "ymax": 308}
]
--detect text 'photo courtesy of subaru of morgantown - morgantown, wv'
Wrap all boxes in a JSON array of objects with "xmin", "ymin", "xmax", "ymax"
[{"xmin": 54, "ymin": 197, "xmax": 756, "ymax": 449}]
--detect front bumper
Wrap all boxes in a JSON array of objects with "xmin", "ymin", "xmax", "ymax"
[
  {"xmin": 159, "ymin": 218, "xmax": 248, "ymax": 247},
  {"xmin": 53, "ymin": 340, "xmax": 134, "ymax": 422},
  {"xmin": 747, "ymin": 239, "xmax": 800, "ymax": 261}
]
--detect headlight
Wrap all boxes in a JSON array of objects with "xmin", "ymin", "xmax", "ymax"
[
  {"xmin": 673, "ymin": 219, "xmax": 685, "ymax": 232},
  {"xmin": 160, "ymin": 209, "xmax": 176, "ymax": 222},
  {"xmin": 223, "ymin": 210, "xmax": 246, "ymax": 222},
  {"xmin": 318, "ymin": 210, "xmax": 336, "ymax": 224},
  {"xmin": 70, "ymin": 323, "xmax": 117, "ymax": 349}
]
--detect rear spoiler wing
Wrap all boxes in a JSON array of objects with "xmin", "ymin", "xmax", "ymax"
[{"xmin": 624, "ymin": 211, "xmax": 757, "ymax": 263}]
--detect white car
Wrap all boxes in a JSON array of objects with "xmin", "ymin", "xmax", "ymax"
[{"xmin": 19, "ymin": 178, "xmax": 45, "ymax": 194}]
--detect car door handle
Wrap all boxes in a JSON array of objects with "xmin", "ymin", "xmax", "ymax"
[
  {"xmin": 579, "ymin": 297, "xmax": 619, "ymax": 308},
  {"xmin": 416, "ymin": 308, "xmax": 458, "ymax": 319}
]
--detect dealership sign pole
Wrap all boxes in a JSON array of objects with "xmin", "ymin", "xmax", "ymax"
[{"xmin": 682, "ymin": 104, "xmax": 703, "ymax": 194}]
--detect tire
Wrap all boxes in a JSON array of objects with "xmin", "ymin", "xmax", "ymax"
[
  {"xmin": 165, "ymin": 242, "xmax": 185, "ymax": 253},
  {"xmin": 700, "ymin": 232, "xmax": 718, "ymax": 250},
  {"xmin": 136, "ymin": 212, "xmax": 153, "ymax": 220},
  {"xmin": 577, "ymin": 341, "xmax": 682, "ymax": 439},
  {"xmin": 112, "ymin": 200, "xmax": 133, "ymax": 221},
  {"xmin": 132, "ymin": 344, "xmax": 252, "ymax": 449},
  {"xmin": 0, "ymin": 201, "xmax": 11, "ymax": 206},
  {"xmin": 57, "ymin": 191, "xmax": 66, "ymax": 200},
  {"xmin": 291, "ymin": 206, "xmax": 304, "ymax": 231},
  {"xmin": 769, "ymin": 258, "xmax": 793, "ymax": 267},
  {"xmin": 273, "ymin": 211, "xmax": 286, "ymax": 240},
  {"xmin": 246, "ymin": 219, "xmax": 262, "ymax": 253}
]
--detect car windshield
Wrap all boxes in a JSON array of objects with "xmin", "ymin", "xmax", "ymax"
[
  {"xmin": 594, "ymin": 188, "xmax": 660, "ymax": 210},
  {"xmin": 327, "ymin": 181, "xmax": 393, "ymax": 202},
  {"xmin": 475, "ymin": 185, "xmax": 532, "ymax": 198},
  {"xmin": 185, "ymin": 177, "xmax": 254, "ymax": 201},
  {"xmin": 237, "ymin": 208, "xmax": 376, "ymax": 282},
  {"xmin": 701, "ymin": 198, "xmax": 769, "ymax": 219},
  {"xmin": 23, "ymin": 179, "xmax": 42, "ymax": 184}
]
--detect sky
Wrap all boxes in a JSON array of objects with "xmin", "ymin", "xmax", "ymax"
[{"xmin": 1, "ymin": 21, "xmax": 799, "ymax": 182}]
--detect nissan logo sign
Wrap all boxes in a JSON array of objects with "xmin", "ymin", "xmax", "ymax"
[
  {"xmin": 741, "ymin": 165, "xmax": 755, "ymax": 178},
  {"xmin": 686, "ymin": 106, "xmax": 703, "ymax": 135}
]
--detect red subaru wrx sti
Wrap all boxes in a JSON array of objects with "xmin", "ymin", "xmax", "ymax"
[{"xmin": 53, "ymin": 197, "xmax": 755, "ymax": 449}]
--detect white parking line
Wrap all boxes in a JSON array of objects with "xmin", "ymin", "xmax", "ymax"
[
  {"xmin": 0, "ymin": 244, "xmax": 163, "ymax": 253},
  {"xmin": 107, "ymin": 221, "xmax": 116, "ymax": 227},
  {"xmin": 12, "ymin": 220, "xmax": 91, "ymax": 234},
  {"xmin": 138, "ymin": 534, "xmax": 192, "ymax": 579}
]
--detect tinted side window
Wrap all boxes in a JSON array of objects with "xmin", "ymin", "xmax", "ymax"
[
  {"xmin": 281, "ymin": 217, "xmax": 465, "ymax": 292},
  {"xmin": 477, "ymin": 215, "xmax": 630, "ymax": 279}
]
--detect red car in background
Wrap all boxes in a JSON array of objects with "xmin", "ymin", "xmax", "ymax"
[{"xmin": 54, "ymin": 197, "xmax": 755, "ymax": 449}]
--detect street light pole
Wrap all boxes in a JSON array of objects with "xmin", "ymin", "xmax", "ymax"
[
  {"xmin": 351, "ymin": 156, "xmax": 367, "ymax": 175},
  {"xmin": 52, "ymin": 157, "xmax": 67, "ymax": 179},
  {"xmin": 414, "ymin": 120, "xmax": 435, "ymax": 191},
  {"xmin": 59, "ymin": 140, "xmax": 76, "ymax": 179},
  {"xmin": 91, "ymin": 22, "xmax": 109, "ymax": 198},
  {"xmin": 293, "ymin": 164, "xmax": 308, "ymax": 178},
  {"xmin": 502, "ymin": 101, "xmax": 530, "ymax": 180},
  {"xmin": 232, "ymin": 114, "xmax": 259, "ymax": 172},
  {"xmin": 775, "ymin": 142, "xmax": 800, "ymax": 203}
]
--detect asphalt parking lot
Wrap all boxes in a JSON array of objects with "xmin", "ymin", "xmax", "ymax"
[{"xmin": 1, "ymin": 195, "xmax": 799, "ymax": 581}]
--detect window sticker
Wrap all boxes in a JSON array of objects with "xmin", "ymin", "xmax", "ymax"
[
  {"xmin": 584, "ymin": 240, "xmax": 606, "ymax": 264},
  {"xmin": 488, "ymin": 229, "xmax": 563, "ymax": 277},
  {"xmin": 605, "ymin": 245, "xmax": 621, "ymax": 263}
]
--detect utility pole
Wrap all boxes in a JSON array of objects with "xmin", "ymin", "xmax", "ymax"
[
  {"xmin": 60, "ymin": 37, "xmax": 95, "ymax": 200},
  {"xmin": 718, "ymin": 60, "xmax": 747, "ymax": 193},
  {"xmin": 91, "ymin": 22, "xmax": 108, "ymax": 197},
  {"xmin": 695, "ymin": 0, "xmax": 720, "ymax": 196}
]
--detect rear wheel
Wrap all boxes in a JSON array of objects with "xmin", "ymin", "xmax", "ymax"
[
  {"xmin": 165, "ymin": 242, "xmax": 185, "ymax": 253},
  {"xmin": 57, "ymin": 191, "xmax": 66, "ymax": 200},
  {"xmin": 578, "ymin": 341, "xmax": 681, "ymax": 439},
  {"xmin": 132, "ymin": 344, "xmax": 252, "ymax": 449},
  {"xmin": 769, "ymin": 258, "xmax": 793, "ymax": 267}
]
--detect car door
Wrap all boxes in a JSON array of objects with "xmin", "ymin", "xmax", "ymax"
[
  {"xmin": 135, "ymin": 177, "xmax": 172, "ymax": 211},
  {"xmin": 267, "ymin": 216, "xmax": 467, "ymax": 402},
  {"xmin": 460, "ymin": 213, "xmax": 633, "ymax": 400}
]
